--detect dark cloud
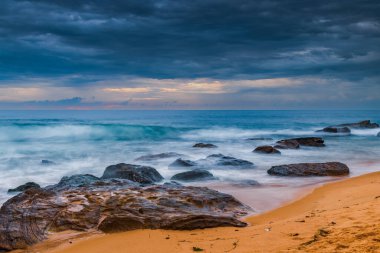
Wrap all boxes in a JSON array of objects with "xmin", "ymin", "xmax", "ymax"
[{"xmin": 0, "ymin": 0, "xmax": 379, "ymax": 81}]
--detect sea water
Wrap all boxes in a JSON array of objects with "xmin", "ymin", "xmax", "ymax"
[{"xmin": 0, "ymin": 110, "xmax": 379, "ymax": 211}]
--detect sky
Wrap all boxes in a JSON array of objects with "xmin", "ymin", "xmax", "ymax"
[{"xmin": 0, "ymin": 0, "xmax": 379, "ymax": 110}]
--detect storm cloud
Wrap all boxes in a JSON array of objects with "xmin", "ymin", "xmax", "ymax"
[{"xmin": 0, "ymin": 0, "xmax": 379, "ymax": 109}]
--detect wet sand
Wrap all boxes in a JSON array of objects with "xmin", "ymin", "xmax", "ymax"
[{"xmin": 13, "ymin": 171, "xmax": 380, "ymax": 253}]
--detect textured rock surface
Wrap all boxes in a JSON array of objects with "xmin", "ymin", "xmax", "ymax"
[
  {"xmin": 135, "ymin": 152, "xmax": 182, "ymax": 161},
  {"xmin": 193, "ymin": 143, "xmax": 217, "ymax": 148},
  {"xmin": 253, "ymin": 146, "xmax": 281, "ymax": 154},
  {"xmin": 171, "ymin": 169, "xmax": 216, "ymax": 182},
  {"xmin": 101, "ymin": 163, "xmax": 164, "ymax": 184},
  {"xmin": 268, "ymin": 162, "xmax": 349, "ymax": 176},
  {"xmin": 7, "ymin": 182, "xmax": 40, "ymax": 193},
  {"xmin": 0, "ymin": 178, "xmax": 250, "ymax": 251}
]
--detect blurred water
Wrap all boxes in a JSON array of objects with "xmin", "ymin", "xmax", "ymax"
[{"xmin": 1, "ymin": 110, "xmax": 379, "ymax": 210}]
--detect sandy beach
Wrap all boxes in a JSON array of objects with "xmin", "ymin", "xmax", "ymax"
[{"xmin": 14, "ymin": 171, "xmax": 379, "ymax": 253}]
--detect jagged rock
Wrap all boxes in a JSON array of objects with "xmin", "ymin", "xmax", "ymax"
[
  {"xmin": 169, "ymin": 158, "xmax": 198, "ymax": 168},
  {"xmin": 253, "ymin": 146, "xmax": 281, "ymax": 154},
  {"xmin": 205, "ymin": 154, "xmax": 254, "ymax": 168},
  {"xmin": 0, "ymin": 179, "xmax": 250, "ymax": 251},
  {"xmin": 337, "ymin": 120, "xmax": 379, "ymax": 129},
  {"xmin": 193, "ymin": 143, "xmax": 217, "ymax": 148},
  {"xmin": 7, "ymin": 182, "xmax": 40, "ymax": 193},
  {"xmin": 171, "ymin": 169, "xmax": 216, "ymax": 182},
  {"xmin": 41, "ymin": 160, "xmax": 55, "ymax": 165},
  {"xmin": 268, "ymin": 162, "xmax": 349, "ymax": 176},
  {"xmin": 317, "ymin": 126, "xmax": 351, "ymax": 134},
  {"xmin": 101, "ymin": 163, "xmax": 163, "ymax": 184},
  {"xmin": 274, "ymin": 139, "xmax": 300, "ymax": 149},
  {"xmin": 135, "ymin": 152, "xmax": 182, "ymax": 161}
]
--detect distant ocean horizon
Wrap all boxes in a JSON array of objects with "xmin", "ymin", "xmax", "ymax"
[{"xmin": 1, "ymin": 110, "xmax": 379, "ymax": 210}]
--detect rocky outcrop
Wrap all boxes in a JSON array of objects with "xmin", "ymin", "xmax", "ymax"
[
  {"xmin": 317, "ymin": 126, "xmax": 351, "ymax": 134},
  {"xmin": 337, "ymin": 120, "xmax": 379, "ymax": 129},
  {"xmin": 268, "ymin": 162, "xmax": 349, "ymax": 176},
  {"xmin": 169, "ymin": 158, "xmax": 198, "ymax": 168},
  {"xmin": 193, "ymin": 143, "xmax": 217, "ymax": 148},
  {"xmin": 253, "ymin": 146, "xmax": 281, "ymax": 154},
  {"xmin": 0, "ymin": 177, "xmax": 250, "ymax": 251},
  {"xmin": 135, "ymin": 152, "xmax": 182, "ymax": 161},
  {"xmin": 171, "ymin": 169, "xmax": 216, "ymax": 182},
  {"xmin": 275, "ymin": 137, "xmax": 325, "ymax": 149},
  {"xmin": 101, "ymin": 163, "xmax": 164, "ymax": 184},
  {"xmin": 7, "ymin": 182, "xmax": 40, "ymax": 193}
]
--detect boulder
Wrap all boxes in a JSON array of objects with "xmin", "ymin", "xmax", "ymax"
[
  {"xmin": 268, "ymin": 162, "xmax": 349, "ymax": 176},
  {"xmin": 337, "ymin": 120, "xmax": 379, "ymax": 129},
  {"xmin": 169, "ymin": 158, "xmax": 198, "ymax": 168},
  {"xmin": 317, "ymin": 126, "xmax": 351, "ymax": 134},
  {"xmin": 193, "ymin": 143, "xmax": 217, "ymax": 148},
  {"xmin": 101, "ymin": 163, "xmax": 163, "ymax": 184},
  {"xmin": 171, "ymin": 169, "xmax": 216, "ymax": 182},
  {"xmin": 274, "ymin": 139, "xmax": 300, "ymax": 149},
  {"xmin": 135, "ymin": 152, "xmax": 182, "ymax": 161},
  {"xmin": 253, "ymin": 146, "xmax": 281, "ymax": 154},
  {"xmin": 8, "ymin": 182, "xmax": 40, "ymax": 193},
  {"xmin": 205, "ymin": 154, "xmax": 254, "ymax": 168},
  {"xmin": 0, "ymin": 179, "xmax": 250, "ymax": 251}
]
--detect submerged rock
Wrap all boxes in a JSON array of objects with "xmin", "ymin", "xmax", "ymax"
[
  {"xmin": 253, "ymin": 146, "xmax": 281, "ymax": 154},
  {"xmin": 135, "ymin": 152, "xmax": 182, "ymax": 161},
  {"xmin": 169, "ymin": 158, "xmax": 198, "ymax": 168},
  {"xmin": 101, "ymin": 163, "xmax": 164, "ymax": 184},
  {"xmin": 377, "ymin": 132, "xmax": 380, "ymax": 137},
  {"xmin": 275, "ymin": 137, "xmax": 325, "ymax": 149},
  {"xmin": 7, "ymin": 182, "xmax": 40, "ymax": 193},
  {"xmin": 227, "ymin": 179, "xmax": 260, "ymax": 187},
  {"xmin": 0, "ymin": 178, "xmax": 250, "ymax": 251},
  {"xmin": 205, "ymin": 154, "xmax": 254, "ymax": 168},
  {"xmin": 41, "ymin": 160, "xmax": 55, "ymax": 165},
  {"xmin": 193, "ymin": 143, "xmax": 217, "ymax": 148},
  {"xmin": 246, "ymin": 137, "xmax": 273, "ymax": 141},
  {"xmin": 317, "ymin": 126, "xmax": 351, "ymax": 134},
  {"xmin": 171, "ymin": 169, "xmax": 216, "ymax": 182},
  {"xmin": 274, "ymin": 139, "xmax": 300, "ymax": 149},
  {"xmin": 268, "ymin": 162, "xmax": 349, "ymax": 176}
]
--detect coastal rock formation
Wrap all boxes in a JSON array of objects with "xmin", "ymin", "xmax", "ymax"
[
  {"xmin": 101, "ymin": 163, "xmax": 164, "ymax": 184},
  {"xmin": 169, "ymin": 158, "xmax": 198, "ymax": 168},
  {"xmin": 253, "ymin": 146, "xmax": 281, "ymax": 154},
  {"xmin": 275, "ymin": 137, "xmax": 325, "ymax": 149},
  {"xmin": 317, "ymin": 126, "xmax": 351, "ymax": 134},
  {"xmin": 268, "ymin": 162, "xmax": 349, "ymax": 176},
  {"xmin": 0, "ymin": 176, "xmax": 250, "ymax": 251},
  {"xmin": 171, "ymin": 169, "xmax": 216, "ymax": 182},
  {"xmin": 135, "ymin": 152, "xmax": 182, "ymax": 161},
  {"xmin": 193, "ymin": 143, "xmax": 217, "ymax": 148},
  {"xmin": 336, "ymin": 120, "xmax": 379, "ymax": 129},
  {"xmin": 7, "ymin": 182, "xmax": 40, "ymax": 193}
]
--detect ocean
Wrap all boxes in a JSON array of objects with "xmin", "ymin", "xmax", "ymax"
[{"xmin": 1, "ymin": 110, "xmax": 379, "ymax": 211}]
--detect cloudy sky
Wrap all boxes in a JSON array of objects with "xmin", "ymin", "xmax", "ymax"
[{"xmin": 0, "ymin": 0, "xmax": 379, "ymax": 109}]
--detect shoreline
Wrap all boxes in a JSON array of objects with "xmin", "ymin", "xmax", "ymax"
[{"xmin": 14, "ymin": 171, "xmax": 380, "ymax": 253}]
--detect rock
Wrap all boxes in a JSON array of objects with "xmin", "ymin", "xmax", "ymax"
[
  {"xmin": 171, "ymin": 169, "xmax": 216, "ymax": 182},
  {"xmin": 0, "ymin": 179, "xmax": 250, "ymax": 251},
  {"xmin": 337, "ymin": 120, "xmax": 379, "ymax": 129},
  {"xmin": 246, "ymin": 137, "xmax": 273, "ymax": 141},
  {"xmin": 268, "ymin": 162, "xmax": 350, "ymax": 176},
  {"xmin": 227, "ymin": 179, "xmax": 260, "ymax": 187},
  {"xmin": 253, "ymin": 146, "xmax": 281, "ymax": 154},
  {"xmin": 101, "ymin": 163, "xmax": 164, "ymax": 184},
  {"xmin": 193, "ymin": 143, "xmax": 217, "ymax": 148},
  {"xmin": 135, "ymin": 152, "xmax": 182, "ymax": 161},
  {"xmin": 7, "ymin": 182, "xmax": 41, "ymax": 193},
  {"xmin": 205, "ymin": 154, "xmax": 254, "ymax": 168},
  {"xmin": 169, "ymin": 158, "xmax": 198, "ymax": 168},
  {"xmin": 41, "ymin": 160, "xmax": 55, "ymax": 165},
  {"xmin": 275, "ymin": 137, "xmax": 325, "ymax": 148},
  {"xmin": 377, "ymin": 132, "xmax": 380, "ymax": 137},
  {"xmin": 274, "ymin": 139, "xmax": 300, "ymax": 149},
  {"xmin": 47, "ymin": 174, "xmax": 100, "ymax": 191},
  {"xmin": 317, "ymin": 126, "xmax": 351, "ymax": 134}
]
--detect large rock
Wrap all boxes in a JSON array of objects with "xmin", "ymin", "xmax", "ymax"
[
  {"xmin": 8, "ymin": 182, "xmax": 40, "ymax": 193},
  {"xmin": 0, "ymin": 178, "xmax": 250, "ymax": 251},
  {"xmin": 253, "ymin": 146, "xmax": 281, "ymax": 154},
  {"xmin": 135, "ymin": 152, "xmax": 182, "ymax": 161},
  {"xmin": 275, "ymin": 137, "xmax": 325, "ymax": 149},
  {"xmin": 193, "ymin": 143, "xmax": 217, "ymax": 148},
  {"xmin": 101, "ymin": 163, "xmax": 163, "ymax": 184},
  {"xmin": 171, "ymin": 169, "xmax": 216, "ymax": 182},
  {"xmin": 268, "ymin": 162, "xmax": 349, "ymax": 176},
  {"xmin": 317, "ymin": 126, "xmax": 351, "ymax": 134},
  {"xmin": 337, "ymin": 120, "xmax": 379, "ymax": 129}
]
